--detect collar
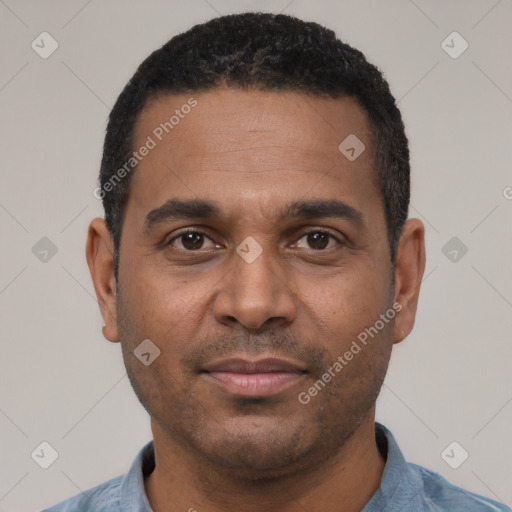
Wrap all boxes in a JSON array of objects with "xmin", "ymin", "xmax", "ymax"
[{"xmin": 119, "ymin": 422, "xmax": 407, "ymax": 511}]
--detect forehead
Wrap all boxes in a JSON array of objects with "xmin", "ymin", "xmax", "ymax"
[
  {"xmin": 135, "ymin": 88, "xmax": 372, "ymax": 161},
  {"xmin": 127, "ymin": 89, "xmax": 380, "ymax": 223}
]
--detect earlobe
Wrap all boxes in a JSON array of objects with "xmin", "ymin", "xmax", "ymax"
[
  {"xmin": 393, "ymin": 218, "xmax": 426, "ymax": 344},
  {"xmin": 86, "ymin": 218, "xmax": 120, "ymax": 343}
]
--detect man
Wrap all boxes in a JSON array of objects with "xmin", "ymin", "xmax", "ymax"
[{"xmin": 44, "ymin": 12, "xmax": 509, "ymax": 512}]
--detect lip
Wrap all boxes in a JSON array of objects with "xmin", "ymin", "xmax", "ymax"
[{"xmin": 201, "ymin": 356, "xmax": 307, "ymax": 397}]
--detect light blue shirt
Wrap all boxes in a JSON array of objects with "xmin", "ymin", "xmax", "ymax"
[{"xmin": 42, "ymin": 423, "xmax": 510, "ymax": 511}]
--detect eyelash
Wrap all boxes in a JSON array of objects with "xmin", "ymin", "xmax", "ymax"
[{"xmin": 166, "ymin": 227, "xmax": 344, "ymax": 251}]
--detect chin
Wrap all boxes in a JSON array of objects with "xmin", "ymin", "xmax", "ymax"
[{"xmin": 187, "ymin": 415, "xmax": 320, "ymax": 476}]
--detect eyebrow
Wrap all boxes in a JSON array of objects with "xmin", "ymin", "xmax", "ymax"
[
  {"xmin": 143, "ymin": 198, "xmax": 362, "ymax": 233},
  {"xmin": 143, "ymin": 199, "xmax": 220, "ymax": 232},
  {"xmin": 284, "ymin": 200, "xmax": 362, "ymax": 224}
]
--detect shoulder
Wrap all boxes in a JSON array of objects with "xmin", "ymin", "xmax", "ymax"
[
  {"xmin": 409, "ymin": 463, "xmax": 511, "ymax": 512},
  {"xmin": 40, "ymin": 440, "xmax": 154, "ymax": 512},
  {"xmin": 40, "ymin": 474, "xmax": 123, "ymax": 512}
]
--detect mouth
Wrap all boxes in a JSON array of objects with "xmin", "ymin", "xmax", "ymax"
[{"xmin": 200, "ymin": 356, "xmax": 308, "ymax": 398}]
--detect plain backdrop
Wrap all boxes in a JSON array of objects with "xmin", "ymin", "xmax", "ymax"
[{"xmin": 1, "ymin": 1, "xmax": 511, "ymax": 510}]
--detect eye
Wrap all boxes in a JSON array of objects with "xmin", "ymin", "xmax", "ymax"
[
  {"xmin": 167, "ymin": 229, "xmax": 218, "ymax": 251},
  {"xmin": 295, "ymin": 231, "xmax": 341, "ymax": 250}
]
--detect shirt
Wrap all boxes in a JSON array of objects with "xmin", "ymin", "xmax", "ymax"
[{"xmin": 42, "ymin": 423, "xmax": 510, "ymax": 511}]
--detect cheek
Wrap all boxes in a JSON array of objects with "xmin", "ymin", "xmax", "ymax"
[
  {"xmin": 117, "ymin": 288, "xmax": 190, "ymax": 416},
  {"xmin": 299, "ymin": 263, "xmax": 391, "ymax": 337},
  {"xmin": 117, "ymin": 265, "xmax": 210, "ymax": 385},
  {"xmin": 121, "ymin": 259, "xmax": 200, "ymax": 329}
]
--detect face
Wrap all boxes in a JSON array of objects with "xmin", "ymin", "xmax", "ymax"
[{"xmin": 89, "ymin": 89, "xmax": 423, "ymax": 478}]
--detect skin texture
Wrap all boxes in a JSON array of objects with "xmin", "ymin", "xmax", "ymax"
[{"xmin": 86, "ymin": 89, "xmax": 426, "ymax": 512}]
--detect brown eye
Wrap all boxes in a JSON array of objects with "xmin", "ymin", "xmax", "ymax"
[
  {"xmin": 180, "ymin": 232, "xmax": 204, "ymax": 250},
  {"xmin": 167, "ymin": 230, "xmax": 218, "ymax": 251},
  {"xmin": 307, "ymin": 232, "xmax": 329, "ymax": 249},
  {"xmin": 296, "ymin": 231, "xmax": 340, "ymax": 250}
]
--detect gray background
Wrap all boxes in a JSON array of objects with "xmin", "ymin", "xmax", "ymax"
[{"xmin": 1, "ymin": 0, "xmax": 511, "ymax": 510}]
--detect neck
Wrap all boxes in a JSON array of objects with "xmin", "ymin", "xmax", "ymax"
[{"xmin": 144, "ymin": 413, "xmax": 386, "ymax": 512}]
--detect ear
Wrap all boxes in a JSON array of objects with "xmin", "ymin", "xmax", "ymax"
[
  {"xmin": 393, "ymin": 218, "xmax": 426, "ymax": 344},
  {"xmin": 86, "ymin": 218, "xmax": 119, "ymax": 343}
]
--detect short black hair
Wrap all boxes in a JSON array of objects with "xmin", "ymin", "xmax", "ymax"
[{"xmin": 99, "ymin": 12, "xmax": 409, "ymax": 277}]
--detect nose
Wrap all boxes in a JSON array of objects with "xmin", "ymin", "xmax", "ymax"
[{"xmin": 213, "ymin": 242, "xmax": 297, "ymax": 330}]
